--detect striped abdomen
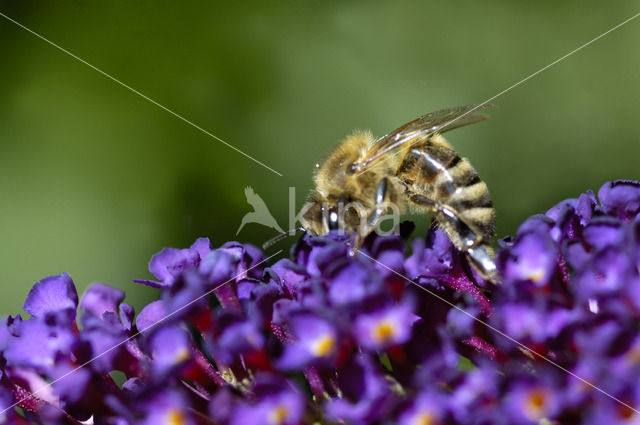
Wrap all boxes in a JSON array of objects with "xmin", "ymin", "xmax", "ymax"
[{"xmin": 395, "ymin": 134, "xmax": 494, "ymax": 251}]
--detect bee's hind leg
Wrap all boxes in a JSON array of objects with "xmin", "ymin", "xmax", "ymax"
[
  {"xmin": 467, "ymin": 244, "xmax": 499, "ymax": 282},
  {"xmin": 407, "ymin": 193, "xmax": 499, "ymax": 282}
]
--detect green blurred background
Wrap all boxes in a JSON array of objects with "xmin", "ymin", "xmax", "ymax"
[{"xmin": 1, "ymin": 1, "xmax": 639, "ymax": 314}]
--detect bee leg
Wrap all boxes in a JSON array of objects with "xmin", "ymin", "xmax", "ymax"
[
  {"xmin": 438, "ymin": 204, "xmax": 479, "ymax": 249},
  {"xmin": 348, "ymin": 233, "xmax": 362, "ymax": 257},
  {"xmin": 375, "ymin": 177, "xmax": 388, "ymax": 206},
  {"xmin": 408, "ymin": 194, "xmax": 498, "ymax": 281},
  {"xmin": 409, "ymin": 194, "xmax": 477, "ymax": 246},
  {"xmin": 439, "ymin": 209, "xmax": 498, "ymax": 280},
  {"xmin": 348, "ymin": 207, "xmax": 385, "ymax": 257},
  {"xmin": 364, "ymin": 177, "xmax": 390, "ymax": 233},
  {"xmin": 466, "ymin": 245, "xmax": 499, "ymax": 282},
  {"xmin": 348, "ymin": 178, "xmax": 389, "ymax": 257}
]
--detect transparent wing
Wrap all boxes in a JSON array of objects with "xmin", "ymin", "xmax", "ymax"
[{"xmin": 353, "ymin": 104, "xmax": 495, "ymax": 172}]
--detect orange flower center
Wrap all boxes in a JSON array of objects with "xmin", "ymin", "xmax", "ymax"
[
  {"xmin": 524, "ymin": 388, "xmax": 548, "ymax": 420},
  {"xmin": 166, "ymin": 408, "xmax": 186, "ymax": 425},
  {"xmin": 411, "ymin": 411, "xmax": 435, "ymax": 425},
  {"xmin": 373, "ymin": 319, "xmax": 395, "ymax": 344},
  {"xmin": 311, "ymin": 334, "xmax": 336, "ymax": 357},
  {"xmin": 268, "ymin": 405, "xmax": 289, "ymax": 425}
]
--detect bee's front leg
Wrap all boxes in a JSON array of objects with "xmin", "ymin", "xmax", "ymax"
[
  {"xmin": 348, "ymin": 232, "xmax": 362, "ymax": 257},
  {"xmin": 348, "ymin": 178, "xmax": 389, "ymax": 257}
]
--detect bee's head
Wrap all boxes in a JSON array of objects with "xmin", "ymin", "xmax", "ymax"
[
  {"xmin": 262, "ymin": 196, "xmax": 363, "ymax": 251},
  {"xmin": 301, "ymin": 194, "xmax": 365, "ymax": 236}
]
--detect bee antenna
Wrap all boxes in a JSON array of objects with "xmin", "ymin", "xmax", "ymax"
[{"xmin": 262, "ymin": 228, "xmax": 307, "ymax": 250}]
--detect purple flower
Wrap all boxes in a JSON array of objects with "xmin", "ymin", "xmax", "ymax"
[
  {"xmin": 119, "ymin": 302, "xmax": 135, "ymax": 332},
  {"xmin": 212, "ymin": 318, "xmax": 266, "ymax": 365},
  {"xmin": 198, "ymin": 248, "xmax": 240, "ymax": 288},
  {"xmin": 135, "ymin": 237, "xmax": 212, "ymax": 288},
  {"xmin": 582, "ymin": 396, "xmax": 640, "ymax": 425},
  {"xmin": 450, "ymin": 362, "xmax": 501, "ymax": 423},
  {"xmin": 504, "ymin": 381, "xmax": 562, "ymax": 424},
  {"xmin": 582, "ymin": 217, "xmax": 627, "ymax": 249},
  {"xmin": 324, "ymin": 355, "xmax": 395, "ymax": 424},
  {"xmin": 80, "ymin": 282, "xmax": 124, "ymax": 318},
  {"xmin": 4, "ymin": 317, "xmax": 75, "ymax": 372},
  {"xmin": 229, "ymin": 375, "xmax": 305, "ymax": 425},
  {"xmin": 574, "ymin": 246, "xmax": 632, "ymax": 298},
  {"xmin": 4, "ymin": 179, "xmax": 640, "ymax": 424},
  {"xmin": 499, "ymin": 222, "xmax": 557, "ymax": 286},
  {"xmin": 80, "ymin": 312, "xmax": 127, "ymax": 374},
  {"xmin": 327, "ymin": 260, "xmax": 383, "ymax": 306},
  {"xmin": 160, "ymin": 270, "xmax": 211, "ymax": 320},
  {"xmin": 23, "ymin": 273, "xmax": 78, "ymax": 319},
  {"xmin": 405, "ymin": 228, "xmax": 454, "ymax": 280},
  {"xmin": 598, "ymin": 180, "xmax": 640, "ymax": 220},
  {"xmin": 0, "ymin": 389, "xmax": 22, "ymax": 424},
  {"xmin": 353, "ymin": 302, "xmax": 419, "ymax": 350},
  {"xmin": 293, "ymin": 232, "xmax": 350, "ymax": 277},
  {"xmin": 0, "ymin": 317, "xmax": 11, "ymax": 352},
  {"xmin": 270, "ymin": 259, "xmax": 309, "ymax": 297},
  {"xmin": 137, "ymin": 388, "xmax": 196, "ymax": 425},
  {"xmin": 136, "ymin": 299, "xmax": 167, "ymax": 331},
  {"xmin": 368, "ymin": 234, "xmax": 406, "ymax": 279},
  {"xmin": 490, "ymin": 302, "xmax": 574, "ymax": 346},
  {"xmin": 397, "ymin": 391, "xmax": 447, "ymax": 425},
  {"xmin": 277, "ymin": 313, "xmax": 338, "ymax": 370},
  {"xmin": 149, "ymin": 325, "xmax": 191, "ymax": 374},
  {"xmin": 208, "ymin": 387, "xmax": 237, "ymax": 424},
  {"xmin": 49, "ymin": 361, "xmax": 91, "ymax": 403},
  {"xmin": 445, "ymin": 305, "xmax": 479, "ymax": 338},
  {"xmin": 218, "ymin": 241, "xmax": 265, "ymax": 280}
]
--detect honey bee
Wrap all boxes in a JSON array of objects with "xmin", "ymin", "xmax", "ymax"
[{"xmin": 267, "ymin": 105, "xmax": 497, "ymax": 279}]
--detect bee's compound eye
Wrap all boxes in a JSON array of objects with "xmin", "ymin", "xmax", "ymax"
[{"xmin": 327, "ymin": 207, "xmax": 340, "ymax": 231}]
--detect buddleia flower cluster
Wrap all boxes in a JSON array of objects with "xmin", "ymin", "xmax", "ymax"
[{"xmin": 1, "ymin": 180, "xmax": 640, "ymax": 424}]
